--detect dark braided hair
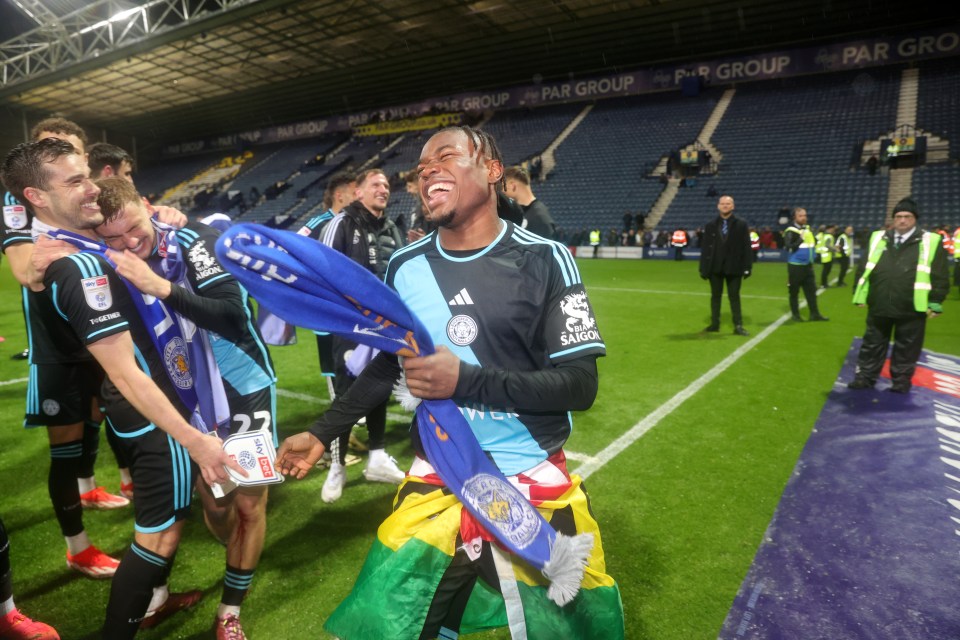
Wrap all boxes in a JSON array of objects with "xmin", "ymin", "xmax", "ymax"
[{"xmin": 438, "ymin": 125, "xmax": 505, "ymax": 191}]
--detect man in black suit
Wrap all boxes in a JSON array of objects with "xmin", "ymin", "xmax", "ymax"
[{"xmin": 699, "ymin": 195, "xmax": 753, "ymax": 336}]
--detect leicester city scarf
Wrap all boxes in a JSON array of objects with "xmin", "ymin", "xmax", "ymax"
[
  {"xmin": 215, "ymin": 223, "xmax": 593, "ymax": 606},
  {"xmin": 150, "ymin": 220, "xmax": 231, "ymax": 434},
  {"xmin": 47, "ymin": 226, "xmax": 218, "ymax": 433}
]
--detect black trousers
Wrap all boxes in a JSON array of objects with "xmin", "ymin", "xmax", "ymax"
[
  {"xmin": 418, "ymin": 541, "xmax": 501, "ymax": 639},
  {"xmin": 708, "ymin": 274, "xmax": 743, "ymax": 326},
  {"xmin": 330, "ymin": 336, "xmax": 387, "ymax": 461},
  {"xmin": 836, "ymin": 255, "xmax": 850, "ymax": 285},
  {"xmin": 855, "ymin": 312, "xmax": 926, "ymax": 386},
  {"xmin": 674, "ymin": 247, "xmax": 684, "ymax": 261},
  {"xmin": 787, "ymin": 263, "xmax": 822, "ymax": 317},
  {"xmin": 820, "ymin": 260, "xmax": 833, "ymax": 287}
]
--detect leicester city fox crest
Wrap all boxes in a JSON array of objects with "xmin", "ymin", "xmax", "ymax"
[
  {"xmin": 461, "ymin": 473, "xmax": 542, "ymax": 550},
  {"xmin": 446, "ymin": 314, "xmax": 478, "ymax": 346},
  {"xmin": 163, "ymin": 337, "xmax": 193, "ymax": 390}
]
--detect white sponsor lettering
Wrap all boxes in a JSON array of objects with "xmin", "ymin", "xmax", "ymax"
[
  {"xmin": 714, "ymin": 56, "xmax": 791, "ymax": 80},
  {"xmin": 196, "ymin": 266, "xmax": 223, "ymax": 279},
  {"xmin": 460, "ymin": 92, "xmax": 510, "ymax": 110},
  {"xmin": 560, "ymin": 329, "xmax": 601, "ymax": 346},
  {"xmin": 460, "ymin": 403, "xmax": 519, "ymax": 421},
  {"xmin": 674, "ymin": 66, "xmax": 711, "ymax": 84},
  {"xmin": 573, "ymin": 75, "xmax": 634, "ymax": 96},
  {"xmin": 898, "ymin": 33, "xmax": 960, "ymax": 57},
  {"xmin": 88, "ymin": 311, "xmax": 121, "ymax": 325},
  {"xmin": 841, "ymin": 43, "xmax": 890, "ymax": 64},
  {"xmin": 542, "ymin": 84, "xmax": 572, "ymax": 100}
]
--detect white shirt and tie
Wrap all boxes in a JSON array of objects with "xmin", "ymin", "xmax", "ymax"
[{"xmin": 894, "ymin": 227, "xmax": 915, "ymax": 248}]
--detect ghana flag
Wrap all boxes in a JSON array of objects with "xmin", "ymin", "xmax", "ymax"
[{"xmin": 325, "ymin": 474, "xmax": 624, "ymax": 639}]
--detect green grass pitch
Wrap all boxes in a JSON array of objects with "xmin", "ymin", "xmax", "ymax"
[{"xmin": 0, "ymin": 257, "xmax": 957, "ymax": 639}]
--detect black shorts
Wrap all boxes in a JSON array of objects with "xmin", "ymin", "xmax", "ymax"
[
  {"xmin": 108, "ymin": 419, "xmax": 196, "ymax": 533},
  {"xmin": 225, "ymin": 385, "xmax": 277, "ymax": 447},
  {"xmin": 24, "ymin": 361, "xmax": 103, "ymax": 428}
]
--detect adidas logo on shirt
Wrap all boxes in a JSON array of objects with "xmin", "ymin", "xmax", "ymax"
[{"xmin": 448, "ymin": 288, "xmax": 474, "ymax": 306}]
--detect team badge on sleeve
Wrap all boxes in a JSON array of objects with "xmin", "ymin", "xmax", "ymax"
[
  {"xmin": 81, "ymin": 275, "xmax": 113, "ymax": 310},
  {"xmin": 559, "ymin": 292, "xmax": 600, "ymax": 346},
  {"xmin": 188, "ymin": 240, "xmax": 223, "ymax": 279},
  {"xmin": 3, "ymin": 203, "xmax": 27, "ymax": 229}
]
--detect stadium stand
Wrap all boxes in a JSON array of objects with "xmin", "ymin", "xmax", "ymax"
[
  {"xmin": 136, "ymin": 65, "xmax": 958, "ymax": 237},
  {"xmin": 534, "ymin": 93, "xmax": 717, "ymax": 231},
  {"xmin": 916, "ymin": 58, "xmax": 960, "ymax": 163},
  {"xmin": 135, "ymin": 151, "xmax": 228, "ymax": 202},
  {"xmin": 664, "ymin": 67, "xmax": 901, "ymax": 232},
  {"xmin": 480, "ymin": 103, "xmax": 585, "ymax": 165}
]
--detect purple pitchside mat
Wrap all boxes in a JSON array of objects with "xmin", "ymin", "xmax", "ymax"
[{"xmin": 720, "ymin": 340, "xmax": 960, "ymax": 640}]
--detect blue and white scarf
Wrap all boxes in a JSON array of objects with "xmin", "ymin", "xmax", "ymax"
[
  {"xmin": 150, "ymin": 221, "xmax": 231, "ymax": 435},
  {"xmin": 215, "ymin": 223, "xmax": 593, "ymax": 606},
  {"xmin": 41, "ymin": 223, "xmax": 222, "ymax": 434}
]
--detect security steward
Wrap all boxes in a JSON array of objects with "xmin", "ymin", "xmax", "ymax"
[
  {"xmin": 848, "ymin": 198, "xmax": 949, "ymax": 393},
  {"xmin": 783, "ymin": 208, "xmax": 829, "ymax": 322}
]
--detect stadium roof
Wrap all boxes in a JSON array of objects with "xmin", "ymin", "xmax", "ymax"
[{"xmin": 0, "ymin": 0, "xmax": 951, "ymax": 147}]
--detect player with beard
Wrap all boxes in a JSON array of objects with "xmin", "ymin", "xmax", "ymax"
[
  {"xmin": 1, "ymin": 138, "xmax": 242, "ymax": 639},
  {"xmin": 316, "ymin": 169, "xmax": 405, "ymax": 502},
  {"xmin": 1, "ymin": 119, "xmax": 129, "ymax": 584},
  {"xmin": 275, "ymin": 126, "xmax": 624, "ymax": 639}
]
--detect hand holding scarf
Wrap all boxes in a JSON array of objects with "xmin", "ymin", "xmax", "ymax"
[{"xmin": 215, "ymin": 223, "xmax": 594, "ymax": 606}]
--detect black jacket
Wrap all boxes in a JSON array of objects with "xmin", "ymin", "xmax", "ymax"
[
  {"xmin": 324, "ymin": 201, "xmax": 404, "ymax": 279},
  {"xmin": 699, "ymin": 214, "xmax": 752, "ymax": 278},
  {"xmin": 855, "ymin": 228, "xmax": 950, "ymax": 317}
]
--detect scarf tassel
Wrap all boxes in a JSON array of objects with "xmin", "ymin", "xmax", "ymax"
[
  {"xmin": 543, "ymin": 532, "xmax": 594, "ymax": 606},
  {"xmin": 392, "ymin": 374, "xmax": 421, "ymax": 412}
]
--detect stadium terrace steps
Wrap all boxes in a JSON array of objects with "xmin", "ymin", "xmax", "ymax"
[{"xmin": 540, "ymin": 103, "xmax": 594, "ymax": 180}]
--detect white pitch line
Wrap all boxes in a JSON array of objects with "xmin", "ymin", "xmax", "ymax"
[
  {"xmin": 576, "ymin": 282, "xmax": 833, "ymax": 479},
  {"xmin": 0, "ymin": 377, "xmax": 27, "ymax": 387},
  {"xmin": 591, "ymin": 286, "xmax": 783, "ymax": 301}
]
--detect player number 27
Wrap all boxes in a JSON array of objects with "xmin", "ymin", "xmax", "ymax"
[{"xmin": 233, "ymin": 411, "xmax": 271, "ymax": 434}]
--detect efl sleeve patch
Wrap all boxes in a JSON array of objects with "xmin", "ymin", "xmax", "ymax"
[
  {"xmin": 3, "ymin": 203, "xmax": 28, "ymax": 230},
  {"xmin": 81, "ymin": 275, "xmax": 113, "ymax": 311}
]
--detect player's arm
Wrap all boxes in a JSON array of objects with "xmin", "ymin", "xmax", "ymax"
[
  {"xmin": 4, "ymin": 242, "xmax": 34, "ymax": 288},
  {"xmin": 929, "ymin": 239, "xmax": 950, "ymax": 314},
  {"xmin": 87, "ymin": 333, "xmax": 241, "ymax": 485},
  {"xmin": 740, "ymin": 224, "xmax": 752, "ymax": 277},
  {"xmin": 107, "ymin": 248, "xmax": 247, "ymax": 340},
  {"xmin": 320, "ymin": 213, "xmax": 348, "ymax": 252},
  {"xmin": 404, "ymin": 347, "xmax": 599, "ymax": 411},
  {"xmin": 782, "ymin": 228, "xmax": 800, "ymax": 253},
  {"xmin": 44, "ymin": 255, "xmax": 243, "ymax": 484},
  {"xmin": 276, "ymin": 352, "xmax": 401, "ymax": 479}
]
